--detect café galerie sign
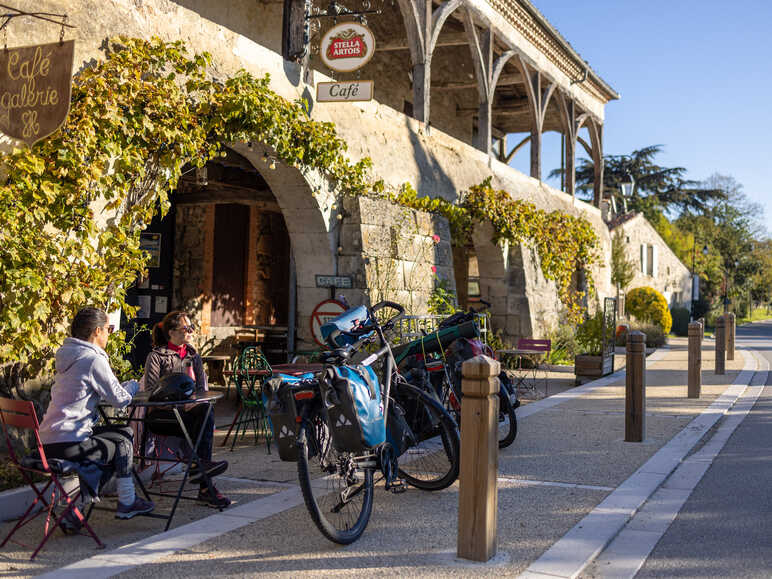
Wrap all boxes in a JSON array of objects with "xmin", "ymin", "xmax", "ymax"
[{"xmin": 0, "ymin": 40, "xmax": 75, "ymax": 147}]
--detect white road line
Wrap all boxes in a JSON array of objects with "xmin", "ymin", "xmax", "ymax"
[
  {"xmin": 588, "ymin": 349, "xmax": 769, "ymax": 578},
  {"xmin": 496, "ymin": 476, "xmax": 614, "ymax": 492},
  {"xmin": 518, "ymin": 348, "xmax": 758, "ymax": 579}
]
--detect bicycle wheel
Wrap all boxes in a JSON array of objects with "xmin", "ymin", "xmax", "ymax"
[
  {"xmin": 296, "ymin": 411, "xmax": 374, "ymax": 544},
  {"xmin": 394, "ymin": 381, "xmax": 460, "ymax": 491},
  {"xmin": 431, "ymin": 369, "xmax": 462, "ymax": 426},
  {"xmin": 435, "ymin": 368, "xmax": 516, "ymax": 448},
  {"xmin": 497, "ymin": 389, "xmax": 518, "ymax": 448}
]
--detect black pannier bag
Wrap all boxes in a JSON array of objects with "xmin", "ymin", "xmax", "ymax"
[
  {"xmin": 265, "ymin": 377, "xmax": 301, "ymax": 462},
  {"xmin": 385, "ymin": 401, "xmax": 414, "ymax": 457}
]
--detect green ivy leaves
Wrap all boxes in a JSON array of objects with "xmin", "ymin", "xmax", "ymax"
[{"xmin": 392, "ymin": 178, "xmax": 600, "ymax": 323}]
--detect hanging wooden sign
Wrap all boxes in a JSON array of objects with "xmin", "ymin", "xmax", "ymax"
[
  {"xmin": 0, "ymin": 40, "xmax": 75, "ymax": 147},
  {"xmin": 316, "ymin": 80, "xmax": 373, "ymax": 102},
  {"xmin": 320, "ymin": 22, "xmax": 375, "ymax": 73}
]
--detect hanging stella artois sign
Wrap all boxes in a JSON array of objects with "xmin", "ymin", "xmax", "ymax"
[
  {"xmin": 320, "ymin": 22, "xmax": 375, "ymax": 73},
  {"xmin": 0, "ymin": 40, "xmax": 75, "ymax": 147}
]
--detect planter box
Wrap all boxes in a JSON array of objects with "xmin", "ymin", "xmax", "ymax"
[{"xmin": 574, "ymin": 353, "xmax": 614, "ymax": 378}]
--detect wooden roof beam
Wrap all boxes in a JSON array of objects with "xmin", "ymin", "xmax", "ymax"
[
  {"xmin": 377, "ymin": 31, "xmax": 468, "ymax": 51},
  {"xmin": 433, "ymin": 72, "xmax": 522, "ymax": 90}
]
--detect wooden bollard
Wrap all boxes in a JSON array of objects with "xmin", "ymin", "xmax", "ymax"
[
  {"xmin": 688, "ymin": 321, "xmax": 702, "ymax": 398},
  {"xmin": 715, "ymin": 315, "xmax": 726, "ymax": 375},
  {"xmin": 458, "ymin": 355, "xmax": 499, "ymax": 562},
  {"xmin": 727, "ymin": 312, "xmax": 735, "ymax": 361},
  {"xmin": 625, "ymin": 331, "xmax": 646, "ymax": 442},
  {"xmin": 698, "ymin": 317, "xmax": 705, "ymax": 341}
]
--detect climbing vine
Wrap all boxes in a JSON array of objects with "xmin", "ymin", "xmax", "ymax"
[
  {"xmin": 0, "ymin": 36, "xmax": 376, "ymax": 369},
  {"xmin": 393, "ymin": 179, "xmax": 600, "ymax": 322}
]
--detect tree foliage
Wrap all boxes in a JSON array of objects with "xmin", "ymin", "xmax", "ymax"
[
  {"xmin": 626, "ymin": 286, "xmax": 673, "ymax": 334},
  {"xmin": 610, "ymin": 230, "xmax": 635, "ymax": 291},
  {"xmin": 676, "ymin": 174, "xmax": 764, "ymax": 310},
  {"xmin": 568, "ymin": 145, "xmax": 726, "ymax": 220}
]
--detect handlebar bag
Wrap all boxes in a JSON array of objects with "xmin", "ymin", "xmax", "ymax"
[
  {"xmin": 321, "ymin": 364, "xmax": 386, "ymax": 452},
  {"xmin": 320, "ymin": 305, "xmax": 372, "ymax": 349},
  {"xmin": 265, "ymin": 373, "xmax": 315, "ymax": 462}
]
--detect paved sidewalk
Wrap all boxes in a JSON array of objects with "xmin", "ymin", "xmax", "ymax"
[{"xmin": 0, "ymin": 336, "xmax": 760, "ymax": 578}]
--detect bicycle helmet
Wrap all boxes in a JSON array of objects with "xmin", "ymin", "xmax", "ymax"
[{"xmin": 149, "ymin": 372, "xmax": 195, "ymax": 402}]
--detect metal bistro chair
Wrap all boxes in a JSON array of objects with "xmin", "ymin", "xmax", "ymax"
[
  {"xmin": 0, "ymin": 398, "xmax": 104, "ymax": 559},
  {"xmin": 221, "ymin": 346, "xmax": 272, "ymax": 452}
]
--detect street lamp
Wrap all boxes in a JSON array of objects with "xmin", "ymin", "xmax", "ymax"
[
  {"xmin": 690, "ymin": 242, "xmax": 708, "ymax": 321},
  {"xmin": 620, "ymin": 173, "xmax": 635, "ymax": 213}
]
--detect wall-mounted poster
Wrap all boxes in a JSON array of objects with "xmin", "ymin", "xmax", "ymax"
[
  {"xmin": 155, "ymin": 296, "xmax": 168, "ymax": 314},
  {"xmin": 136, "ymin": 295, "xmax": 151, "ymax": 319},
  {"xmin": 139, "ymin": 233, "xmax": 162, "ymax": 268}
]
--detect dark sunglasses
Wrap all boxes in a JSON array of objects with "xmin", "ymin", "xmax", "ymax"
[
  {"xmin": 176, "ymin": 325, "xmax": 195, "ymax": 333},
  {"xmin": 105, "ymin": 325, "xmax": 115, "ymax": 335}
]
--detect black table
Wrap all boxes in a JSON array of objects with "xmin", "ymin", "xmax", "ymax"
[{"xmin": 99, "ymin": 390, "xmax": 224, "ymax": 531}]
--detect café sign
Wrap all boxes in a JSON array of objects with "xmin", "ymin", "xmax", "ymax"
[
  {"xmin": 316, "ymin": 80, "xmax": 373, "ymax": 103},
  {"xmin": 320, "ymin": 22, "xmax": 375, "ymax": 73},
  {"xmin": 0, "ymin": 40, "xmax": 74, "ymax": 147}
]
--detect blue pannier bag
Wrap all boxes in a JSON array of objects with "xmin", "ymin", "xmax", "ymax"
[
  {"xmin": 321, "ymin": 364, "xmax": 386, "ymax": 452},
  {"xmin": 320, "ymin": 305, "xmax": 372, "ymax": 349}
]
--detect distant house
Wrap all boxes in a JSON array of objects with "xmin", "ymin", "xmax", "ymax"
[{"xmin": 609, "ymin": 213, "xmax": 691, "ymax": 313}]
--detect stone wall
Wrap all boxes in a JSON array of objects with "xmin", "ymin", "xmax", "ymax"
[
  {"xmin": 612, "ymin": 214, "xmax": 691, "ymax": 310},
  {"xmin": 339, "ymin": 197, "xmax": 455, "ymax": 316}
]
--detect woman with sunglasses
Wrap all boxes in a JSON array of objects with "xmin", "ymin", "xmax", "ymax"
[
  {"xmin": 39, "ymin": 307, "xmax": 154, "ymax": 520},
  {"xmin": 144, "ymin": 310, "xmax": 230, "ymax": 508}
]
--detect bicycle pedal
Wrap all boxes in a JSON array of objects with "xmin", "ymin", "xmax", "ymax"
[{"xmin": 386, "ymin": 479, "xmax": 408, "ymax": 494}]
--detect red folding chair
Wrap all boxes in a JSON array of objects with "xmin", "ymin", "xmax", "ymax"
[{"xmin": 0, "ymin": 398, "xmax": 104, "ymax": 559}]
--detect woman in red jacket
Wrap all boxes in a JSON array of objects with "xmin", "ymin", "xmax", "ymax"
[{"xmin": 144, "ymin": 310, "xmax": 230, "ymax": 508}]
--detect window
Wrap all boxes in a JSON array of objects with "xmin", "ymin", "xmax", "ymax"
[
  {"xmin": 640, "ymin": 244, "xmax": 658, "ymax": 277},
  {"xmin": 467, "ymin": 254, "xmax": 481, "ymax": 301}
]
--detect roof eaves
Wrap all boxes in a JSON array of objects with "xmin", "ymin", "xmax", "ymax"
[{"xmin": 518, "ymin": 0, "xmax": 620, "ymax": 101}]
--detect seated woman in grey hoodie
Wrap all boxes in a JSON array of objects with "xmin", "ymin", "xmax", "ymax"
[{"xmin": 38, "ymin": 307, "xmax": 154, "ymax": 520}]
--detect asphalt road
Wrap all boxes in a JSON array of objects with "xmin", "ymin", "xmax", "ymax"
[{"xmin": 636, "ymin": 320, "xmax": 772, "ymax": 578}]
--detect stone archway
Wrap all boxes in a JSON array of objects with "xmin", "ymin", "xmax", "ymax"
[
  {"xmin": 229, "ymin": 142, "xmax": 342, "ymax": 353},
  {"xmin": 468, "ymin": 222, "xmax": 560, "ymax": 343}
]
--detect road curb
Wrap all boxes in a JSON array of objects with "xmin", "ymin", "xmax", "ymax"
[{"xmin": 519, "ymin": 346, "xmax": 758, "ymax": 579}]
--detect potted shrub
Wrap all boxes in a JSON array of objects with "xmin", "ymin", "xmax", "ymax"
[{"xmin": 574, "ymin": 310, "xmax": 614, "ymax": 379}]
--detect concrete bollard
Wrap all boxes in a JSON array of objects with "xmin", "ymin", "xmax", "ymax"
[
  {"xmin": 715, "ymin": 315, "xmax": 726, "ymax": 375},
  {"xmin": 727, "ymin": 312, "xmax": 735, "ymax": 361},
  {"xmin": 458, "ymin": 355, "xmax": 499, "ymax": 562},
  {"xmin": 688, "ymin": 321, "xmax": 702, "ymax": 398},
  {"xmin": 625, "ymin": 331, "xmax": 646, "ymax": 442}
]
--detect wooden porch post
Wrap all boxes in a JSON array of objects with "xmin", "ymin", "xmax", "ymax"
[
  {"xmin": 397, "ymin": 0, "xmax": 462, "ymax": 125},
  {"xmin": 515, "ymin": 56, "xmax": 555, "ymax": 181}
]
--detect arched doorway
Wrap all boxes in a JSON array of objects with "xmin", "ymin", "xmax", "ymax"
[{"xmin": 124, "ymin": 143, "xmax": 338, "ymax": 366}]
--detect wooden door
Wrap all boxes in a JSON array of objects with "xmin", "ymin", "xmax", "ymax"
[{"xmin": 211, "ymin": 203, "xmax": 249, "ymax": 326}]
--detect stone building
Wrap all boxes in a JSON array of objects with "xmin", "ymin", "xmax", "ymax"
[
  {"xmin": 12, "ymin": 0, "xmax": 691, "ymax": 360},
  {"xmin": 609, "ymin": 213, "xmax": 692, "ymax": 312}
]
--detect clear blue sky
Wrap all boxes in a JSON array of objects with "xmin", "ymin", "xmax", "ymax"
[{"xmin": 509, "ymin": 1, "xmax": 771, "ymax": 236}]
